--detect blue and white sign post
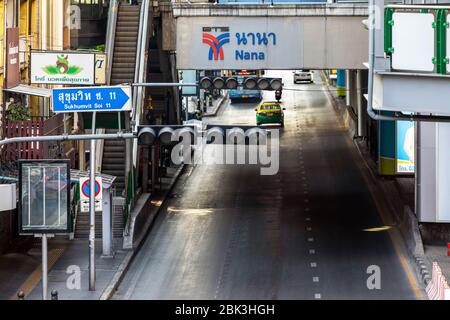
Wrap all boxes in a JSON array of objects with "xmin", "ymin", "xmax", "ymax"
[
  {"xmin": 52, "ymin": 85, "xmax": 132, "ymax": 113},
  {"xmin": 52, "ymin": 85, "xmax": 131, "ymax": 291}
]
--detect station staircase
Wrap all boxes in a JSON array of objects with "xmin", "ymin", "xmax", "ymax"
[{"xmin": 74, "ymin": 2, "xmax": 146, "ymax": 240}]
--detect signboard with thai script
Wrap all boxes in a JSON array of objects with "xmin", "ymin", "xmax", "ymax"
[
  {"xmin": 52, "ymin": 86, "xmax": 132, "ymax": 113},
  {"xmin": 31, "ymin": 51, "xmax": 96, "ymax": 85},
  {"xmin": 177, "ymin": 18, "xmax": 301, "ymax": 70},
  {"xmin": 176, "ymin": 16, "xmax": 368, "ymax": 70},
  {"xmin": 5, "ymin": 28, "xmax": 20, "ymax": 89}
]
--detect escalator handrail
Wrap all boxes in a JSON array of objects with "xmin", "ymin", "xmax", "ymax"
[{"xmin": 105, "ymin": 0, "xmax": 119, "ymax": 85}]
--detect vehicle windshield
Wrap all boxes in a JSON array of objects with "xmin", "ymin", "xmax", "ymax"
[{"xmin": 260, "ymin": 104, "xmax": 281, "ymax": 110}]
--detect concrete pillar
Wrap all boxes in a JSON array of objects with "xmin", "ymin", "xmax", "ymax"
[
  {"xmin": 416, "ymin": 121, "xmax": 450, "ymax": 222},
  {"xmin": 102, "ymin": 187, "xmax": 113, "ymax": 257},
  {"xmin": 416, "ymin": 121, "xmax": 436, "ymax": 222},
  {"xmin": 345, "ymin": 70, "xmax": 351, "ymax": 107},
  {"xmin": 142, "ymin": 147, "xmax": 149, "ymax": 193},
  {"xmin": 346, "ymin": 70, "xmax": 357, "ymax": 109},
  {"xmin": 356, "ymin": 70, "xmax": 367, "ymax": 137}
]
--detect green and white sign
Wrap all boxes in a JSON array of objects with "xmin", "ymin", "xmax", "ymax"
[{"xmin": 31, "ymin": 52, "xmax": 95, "ymax": 85}]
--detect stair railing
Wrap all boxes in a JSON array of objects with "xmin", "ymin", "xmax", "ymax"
[
  {"xmin": 125, "ymin": 0, "xmax": 151, "ymax": 224},
  {"xmin": 105, "ymin": 0, "xmax": 119, "ymax": 85}
]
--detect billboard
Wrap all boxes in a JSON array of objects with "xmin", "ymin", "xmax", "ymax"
[
  {"xmin": 18, "ymin": 160, "xmax": 71, "ymax": 234},
  {"xmin": 379, "ymin": 116, "xmax": 415, "ymax": 175},
  {"xmin": 94, "ymin": 53, "xmax": 107, "ymax": 85},
  {"xmin": 396, "ymin": 120, "xmax": 415, "ymax": 173},
  {"xmin": 31, "ymin": 52, "xmax": 96, "ymax": 85},
  {"xmin": 5, "ymin": 27, "xmax": 20, "ymax": 89}
]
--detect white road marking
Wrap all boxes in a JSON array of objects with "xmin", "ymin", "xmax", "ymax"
[
  {"xmin": 315, "ymin": 293, "xmax": 322, "ymax": 299},
  {"xmin": 306, "ymin": 227, "xmax": 312, "ymax": 231},
  {"xmin": 313, "ymin": 277, "xmax": 320, "ymax": 282},
  {"xmin": 309, "ymin": 249, "xmax": 316, "ymax": 254},
  {"xmin": 308, "ymin": 237, "xmax": 314, "ymax": 242},
  {"xmin": 311, "ymin": 262, "xmax": 317, "ymax": 268}
]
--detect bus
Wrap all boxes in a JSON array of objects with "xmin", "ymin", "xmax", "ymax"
[{"xmin": 229, "ymin": 70, "xmax": 263, "ymax": 103}]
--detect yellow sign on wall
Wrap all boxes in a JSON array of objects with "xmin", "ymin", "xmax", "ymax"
[{"xmin": 95, "ymin": 53, "xmax": 107, "ymax": 85}]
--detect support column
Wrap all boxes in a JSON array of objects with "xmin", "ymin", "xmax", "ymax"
[
  {"xmin": 142, "ymin": 147, "xmax": 149, "ymax": 193},
  {"xmin": 416, "ymin": 121, "xmax": 450, "ymax": 223},
  {"xmin": 345, "ymin": 70, "xmax": 351, "ymax": 106},
  {"xmin": 356, "ymin": 70, "xmax": 367, "ymax": 137},
  {"xmin": 102, "ymin": 187, "xmax": 113, "ymax": 257}
]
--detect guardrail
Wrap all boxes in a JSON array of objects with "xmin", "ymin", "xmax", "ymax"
[{"xmin": 426, "ymin": 262, "xmax": 450, "ymax": 300}]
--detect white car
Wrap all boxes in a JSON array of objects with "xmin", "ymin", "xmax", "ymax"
[{"xmin": 293, "ymin": 70, "xmax": 313, "ymax": 84}]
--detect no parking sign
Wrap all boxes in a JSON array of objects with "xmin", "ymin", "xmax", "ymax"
[{"xmin": 79, "ymin": 177, "xmax": 103, "ymax": 213}]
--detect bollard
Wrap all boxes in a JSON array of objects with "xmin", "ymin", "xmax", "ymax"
[
  {"xmin": 51, "ymin": 290, "xmax": 58, "ymax": 300},
  {"xmin": 17, "ymin": 291, "xmax": 25, "ymax": 300}
]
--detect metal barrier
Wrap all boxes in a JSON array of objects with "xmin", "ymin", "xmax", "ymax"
[{"xmin": 426, "ymin": 262, "xmax": 450, "ymax": 300}]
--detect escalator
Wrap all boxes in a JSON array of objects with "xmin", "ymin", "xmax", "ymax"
[
  {"xmin": 75, "ymin": 1, "xmax": 149, "ymax": 240},
  {"xmin": 101, "ymin": 3, "xmax": 141, "ymax": 196}
]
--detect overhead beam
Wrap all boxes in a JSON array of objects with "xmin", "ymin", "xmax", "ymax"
[{"xmin": 172, "ymin": 3, "xmax": 369, "ymax": 17}]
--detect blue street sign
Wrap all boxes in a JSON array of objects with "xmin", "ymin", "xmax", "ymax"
[{"xmin": 52, "ymin": 85, "xmax": 132, "ymax": 113}]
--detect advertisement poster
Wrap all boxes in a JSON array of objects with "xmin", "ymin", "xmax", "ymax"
[
  {"xmin": 5, "ymin": 27, "xmax": 20, "ymax": 89},
  {"xmin": 396, "ymin": 120, "xmax": 415, "ymax": 173},
  {"xmin": 31, "ymin": 52, "xmax": 95, "ymax": 85},
  {"xmin": 94, "ymin": 53, "xmax": 107, "ymax": 85}
]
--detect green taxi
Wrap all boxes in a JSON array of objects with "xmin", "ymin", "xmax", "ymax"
[{"xmin": 255, "ymin": 101, "xmax": 285, "ymax": 127}]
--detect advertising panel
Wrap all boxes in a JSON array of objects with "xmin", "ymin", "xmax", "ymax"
[
  {"xmin": 5, "ymin": 27, "xmax": 20, "ymax": 89},
  {"xmin": 18, "ymin": 160, "xmax": 71, "ymax": 234},
  {"xmin": 31, "ymin": 52, "xmax": 96, "ymax": 85},
  {"xmin": 396, "ymin": 120, "xmax": 415, "ymax": 173},
  {"xmin": 95, "ymin": 53, "xmax": 107, "ymax": 85}
]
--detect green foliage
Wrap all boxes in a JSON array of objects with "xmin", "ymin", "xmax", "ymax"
[
  {"xmin": 5, "ymin": 103, "xmax": 30, "ymax": 121},
  {"xmin": 95, "ymin": 44, "xmax": 105, "ymax": 52}
]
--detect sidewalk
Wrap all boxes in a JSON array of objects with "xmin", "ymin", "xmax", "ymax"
[
  {"xmin": 0, "ymin": 165, "xmax": 185, "ymax": 300},
  {"xmin": 323, "ymin": 74, "xmax": 450, "ymax": 295}
]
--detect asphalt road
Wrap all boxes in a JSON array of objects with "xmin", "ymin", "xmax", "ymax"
[{"xmin": 113, "ymin": 71, "xmax": 421, "ymax": 300}]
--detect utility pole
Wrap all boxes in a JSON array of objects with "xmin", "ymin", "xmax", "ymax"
[{"xmin": 89, "ymin": 111, "xmax": 97, "ymax": 291}]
